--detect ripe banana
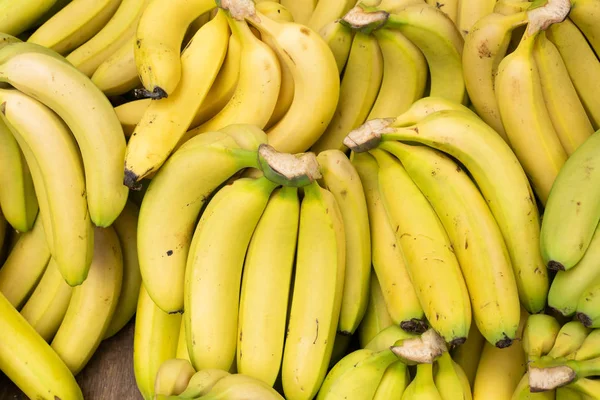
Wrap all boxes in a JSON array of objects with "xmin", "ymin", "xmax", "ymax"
[
  {"xmin": 457, "ymin": 0, "xmax": 496, "ymax": 37},
  {"xmin": 567, "ymin": 329, "xmax": 600, "ymax": 361},
  {"xmin": 371, "ymin": 148, "xmax": 471, "ymax": 346},
  {"xmin": 154, "ymin": 358, "xmax": 196, "ymax": 397},
  {"xmin": 0, "ymin": 88, "xmax": 94, "ymax": 286},
  {"xmin": 282, "ymin": 181, "xmax": 346, "ymax": 400},
  {"xmin": 512, "ymin": 372, "xmax": 555, "ymax": 400},
  {"xmin": 522, "ymin": 314, "xmax": 561, "ymax": 361},
  {"xmin": 236, "ymin": 186, "xmax": 299, "ymax": 386},
  {"xmin": 367, "ymin": 27, "xmax": 427, "ymax": 120},
  {"xmin": 307, "ymin": 0, "xmax": 354, "ymax": 34},
  {"xmin": 114, "ymin": 99, "xmax": 147, "ymax": 137},
  {"xmin": 0, "ymin": 0, "xmax": 58, "ymax": 36},
  {"xmin": 391, "ymin": 95, "xmax": 474, "ymax": 126},
  {"xmin": 434, "ymin": 351, "xmax": 473, "ymax": 400},
  {"xmin": 317, "ymin": 150, "xmax": 371, "ymax": 335},
  {"xmin": 564, "ymin": 379, "xmax": 600, "ymax": 400},
  {"xmin": 351, "ymin": 152, "xmax": 425, "ymax": 333},
  {"xmin": 91, "ymin": 35, "xmax": 140, "ymax": 96},
  {"xmin": 569, "ymin": 0, "xmax": 600, "ymax": 61},
  {"xmin": 175, "ymin": 316, "xmax": 190, "ymax": 363},
  {"xmin": 0, "ymin": 107, "xmax": 37, "ymax": 233},
  {"xmin": 66, "ymin": 0, "xmax": 151, "ymax": 77},
  {"xmin": 177, "ymin": 369, "xmax": 230, "ymax": 398},
  {"xmin": 137, "ymin": 130, "xmax": 263, "ymax": 313},
  {"xmin": 547, "ymin": 321, "xmax": 591, "ymax": 359},
  {"xmin": 358, "ymin": 272, "xmax": 395, "ymax": 347},
  {"xmin": 312, "ymin": 32, "xmax": 383, "ymax": 152},
  {"xmin": 133, "ymin": 285, "xmax": 182, "ymax": 400},
  {"xmin": 345, "ymin": 109, "xmax": 548, "ymax": 313},
  {"xmin": 51, "ymin": 226, "xmax": 123, "ymax": 375},
  {"xmin": 0, "ymin": 42, "xmax": 128, "ymax": 227},
  {"xmin": 27, "ymin": 0, "xmax": 122, "ymax": 55},
  {"xmin": 104, "ymin": 201, "xmax": 142, "ymax": 339},
  {"xmin": 0, "ymin": 290, "xmax": 83, "ymax": 400},
  {"xmin": 280, "ymin": 0, "xmax": 316, "ymax": 25},
  {"xmin": 123, "ymin": 10, "xmax": 230, "ymax": 185},
  {"xmin": 365, "ymin": 324, "xmax": 418, "ymax": 352},
  {"xmin": 451, "ymin": 322, "xmax": 485, "ymax": 389},
  {"xmin": 20, "ymin": 258, "xmax": 73, "ymax": 342},
  {"xmin": 373, "ymin": 360, "xmax": 410, "ymax": 399},
  {"xmin": 134, "ymin": 0, "xmax": 217, "ymax": 98},
  {"xmin": 319, "ymin": 19, "xmax": 353, "ymax": 74},
  {"xmin": 0, "ymin": 216, "xmax": 50, "ymax": 308},
  {"xmin": 185, "ymin": 177, "xmax": 278, "ymax": 371},
  {"xmin": 402, "ymin": 363, "xmax": 443, "ymax": 400},
  {"xmin": 195, "ymin": 373, "xmax": 285, "ymax": 400},
  {"xmin": 576, "ymin": 280, "xmax": 600, "ymax": 328},
  {"xmin": 541, "ymin": 130, "xmax": 600, "ymax": 272}
]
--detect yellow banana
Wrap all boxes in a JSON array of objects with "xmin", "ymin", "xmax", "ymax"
[
  {"xmin": 522, "ymin": 314, "xmax": 561, "ymax": 361},
  {"xmin": 373, "ymin": 360, "xmax": 410, "ymax": 399},
  {"xmin": 256, "ymin": 0, "xmax": 293, "ymax": 22},
  {"xmin": 457, "ymin": 0, "xmax": 496, "ymax": 36},
  {"xmin": 280, "ymin": 0, "xmax": 316, "ymax": 25},
  {"xmin": 177, "ymin": 369, "xmax": 230, "ymax": 398},
  {"xmin": 282, "ymin": 182, "xmax": 346, "ymax": 400},
  {"xmin": 451, "ymin": 322, "xmax": 486, "ymax": 389},
  {"xmin": 154, "ymin": 358, "xmax": 196, "ymax": 397},
  {"xmin": 27, "ymin": 0, "xmax": 122, "ymax": 55},
  {"xmin": 91, "ymin": 35, "xmax": 140, "ymax": 96},
  {"xmin": 0, "ymin": 290, "xmax": 83, "ymax": 400},
  {"xmin": 512, "ymin": 372, "xmax": 556, "ymax": 400},
  {"xmin": 236, "ymin": 186, "xmax": 299, "ymax": 386},
  {"xmin": 175, "ymin": 316, "xmax": 191, "ymax": 363},
  {"xmin": 312, "ymin": 32, "xmax": 383, "ymax": 152},
  {"xmin": 569, "ymin": 0, "xmax": 600, "ymax": 57},
  {"xmin": 358, "ymin": 272, "xmax": 395, "ymax": 348},
  {"xmin": 371, "ymin": 148, "xmax": 471, "ymax": 346},
  {"xmin": 20, "ymin": 258, "xmax": 73, "ymax": 342},
  {"xmin": 377, "ymin": 0, "xmax": 427, "ymax": 12},
  {"xmin": 577, "ymin": 275, "xmax": 600, "ymax": 328},
  {"xmin": 194, "ymin": 373, "xmax": 285, "ymax": 399},
  {"xmin": 365, "ymin": 319, "xmax": 418, "ymax": 352},
  {"xmin": 308, "ymin": 0, "xmax": 354, "ymax": 33},
  {"xmin": 114, "ymin": 99, "xmax": 147, "ymax": 137},
  {"xmin": 123, "ymin": 10, "xmax": 230, "ymax": 185},
  {"xmin": 351, "ymin": 151, "xmax": 425, "ymax": 333},
  {"xmin": 546, "ymin": 321, "xmax": 591, "ymax": 359},
  {"xmin": 319, "ymin": 19, "xmax": 353, "ymax": 74},
  {"xmin": 566, "ymin": 329, "xmax": 600, "ymax": 361},
  {"xmin": 402, "ymin": 363, "xmax": 443, "ymax": 400},
  {"xmin": 0, "ymin": 0, "xmax": 58, "ymax": 36},
  {"xmin": 134, "ymin": 0, "xmax": 217, "ymax": 98},
  {"xmin": 434, "ymin": 351, "xmax": 473, "ymax": 400}
]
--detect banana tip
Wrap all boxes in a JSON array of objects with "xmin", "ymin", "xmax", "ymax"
[
  {"xmin": 123, "ymin": 169, "xmax": 142, "ymax": 191},
  {"xmin": 547, "ymin": 260, "xmax": 565, "ymax": 271},
  {"xmin": 400, "ymin": 319, "xmax": 428, "ymax": 334},
  {"xmin": 576, "ymin": 312, "xmax": 593, "ymax": 328},
  {"xmin": 133, "ymin": 87, "xmax": 168, "ymax": 100},
  {"xmin": 495, "ymin": 336, "xmax": 513, "ymax": 349}
]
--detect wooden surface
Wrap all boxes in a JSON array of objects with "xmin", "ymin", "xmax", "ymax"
[{"xmin": 0, "ymin": 320, "xmax": 143, "ymax": 400}]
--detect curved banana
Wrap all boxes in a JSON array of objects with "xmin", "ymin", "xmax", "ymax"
[
  {"xmin": 91, "ymin": 35, "xmax": 140, "ymax": 96},
  {"xmin": 457, "ymin": 0, "xmax": 496, "ymax": 37},
  {"xmin": 280, "ymin": 0, "xmax": 316, "ymax": 25},
  {"xmin": 377, "ymin": 0, "xmax": 427, "ymax": 12},
  {"xmin": 402, "ymin": 363, "xmax": 443, "ymax": 400},
  {"xmin": 104, "ymin": 201, "xmax": 142, "ymax": 339},
  {"xmin": 522, "ymin": 314, "xmax": 561, "ymax": 362},
  {"xmin": 0, "ymin": 88, "xmax": 94, "ymax": 286},
  {"xmin": 175, "ymin": 316, "xmax": 190, "ymax": 363},
  {"xmin": 0, "ymin": 0, "xmax": 58, "ymax": 36},
  {"xmin": 567, "ymin": 329, "xmax": 600, "ymax": 361},
  {"xmin": 50, "ymin": 226, "xmax": 123, "ymax": 375},
  {"xmin": 256, "ymin": 1, "xmax": 294, "ymax": 22},
  {"xmin": 307, "ymin": 0, "xmax": 354, "ymax": 34},
  {"xmin": 373, "ymin": 360, "xmax": 410, "ymax": 399},
  {"xmin": 0, "ymin": 290, "xmax": 83, "ymax": 400},
  {"xmin": 365, "ymin": 322, "xmax": 418, "ymax": 352},
  {"xmin": 0, "ymin": 108, "xmax": 38, "ymax": 233},
  {"xmin": 351, "ymin": 152, "xmax": 425, "ymax": 333},
  {"xmin": 391, "ymin": 95, "xmax": 473, "ymax": 126},
  {"xmin": 569, "ymin": 0, "xmax": 600, "ymax": 60},
  {"xmin": 312, "ymin": 32, "xmax": 383, "ymax": 152},
  {"xmin": 317, "ymin": 150, "xmax": 371, "ymax": 335},
  {"xmin": 154, "ymin": 358, "xmax": 196, "ymax": 397},
  {"xmin": 319, "ymin": 19, "xmax": 353, "ymax": 74},
  {"xmin": 20, "ymin": 258, "xmax": 73, "ymax": 342},
  {"xmin": 282, "ymin": 182, "xmax": 346, "ymax": 400},
  {"xmin": 434, "ymin": 351, "xmax": 473, "ymax": 400},
  {"xmin": 462, "ymin": 11, "xmax": 529, "ymax": 140},
  {"xmin": 134, "ymin": 0, "xmax": 217, "ymax": 98},
  {"xmin": 358, "ymin": 272, "xmax": 395, "ymax": 348},
  {"xmin": 236, "ymin": 186, "xmax": 299, "ymax": 386},
  {"xmin": 370, "ymin": 148, "xmax": 471, "ymax": 346},
  {"xmin": 185, "ymin": 177, "xmax": 278, "ymax": 371},
  {"xmin": 137, "ymin": 131, "xmax": 263, "ymax": 313},
  {"xmin": 124, "ymin": 11, "xmax": 230, "ymax": 185},
  {"xmin": 114, "ymin": 99, "xmax": 148, "ymax": 137},
  {"xmin": 0, "ymin": 42, "xmax": 128, "ymax": 227},
  {"xmin": 197, "ymin": 373, "xmax": 284, "ymax": 399},
  {"xmin": 367, "ymin": 27, "xmax": 427, "ymax": 120},
  {"xmin": 0, "ymin": 216, "xmax": 50, "ymax": 308},
  {"xmin": 66, "ymin": 0, "xmax": 151, "ymax": 77},
  {"xmin": 576, "ymin": 280, "xmax": 600, "ymax": 328},
  {"xmin": 547, "ymin": 321, "xmax": 591, "ymax": 358},
  {"xmin": 451, "ymin": 322, "xmax": 485, "ymax": 389},
  {"xmin": 512, "ymin": 372, "xmax": 555, "ymax": 400},
  {"xmin": 27, "ymin": 0, "xmax": 122, "ymax": 55},
  {"xmin": 177, "ymin": 369, "xmax": 230, "ymax": 398}
]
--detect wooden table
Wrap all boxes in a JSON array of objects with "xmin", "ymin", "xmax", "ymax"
[{"xmin": 0, "ymin": 321, "xmax": 143, "ymax": 400}]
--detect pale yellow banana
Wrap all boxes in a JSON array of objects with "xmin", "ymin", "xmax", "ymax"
[
  {"xmin": 196, "ymin": 373, "xmax": 285, "ymax": 399},
  {"xmin": 0, "ymin": 0, "xmax": 58, "ymax": 36},
  {"xmin": 358, "ymin": 272, "xmax": 395, "ymax": 348},
  {"xmin": 319, "ymin": 19, "xmax": 353, "ymax": 74},
  {"xmin": 175, "ymin": 316, "xmax": 191, "ymax": 363},
  {"xmin": 307, "ymin": 0, "xmax": 354, "ymax": 33},
  {"xmin": 434, "ymin": 351, "xmax": 473, "ymax": 400},
  {"xmin": 373, "ymin": 360, "xmax": 410, "ymax": 399},
  {"xmin": 280, "ymin": 0, "xmax": 316, "ymax": 25},
  {"xmin": 451, "ymin": 322, "xmax": 486, "ymax": 389},
  {"xmin": 457, "ymin": 0, "xmax": 496, "ymax": 36},
  {"xmin": 522, "ymin": 314, "xmax": 561, "ymax": 361},
  {"xmin": 154, "ymin": 358, "xmax": 196, "ymax": 397},
  {"xmin": 569, "ymin": 0, "xmax": 600, "ymax": 56},
  {"xmin": 546, "ymin": 321, "xmax": 591, "ymax": 358},
  {"xmin": 91, "ymin": 35, "xmax": 140, "ymax": 96},
  {"xmin": 177, "ymin": 369, "xmax": 230, "ymax": 398}
]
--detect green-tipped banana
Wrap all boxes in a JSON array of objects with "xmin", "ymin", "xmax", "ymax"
[
  {"xmin": 373, "ymin": 360, "xmax": 410, "ymax": 399},
  {"xmin": 434, "ymin": 351, "xmax": 472, "ymax": 400},
  {"xmin": 402, "ymin": 363, "xmax": 443, "ymax": 400}
]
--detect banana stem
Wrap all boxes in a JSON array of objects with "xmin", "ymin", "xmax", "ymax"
[
  {"xmin": 529, "ymin": 356, "xmax": 600, "ymax": 392},
  {"xmin": 257, "ymin": 144, "xmax": 321, "ymax": 187},
  {"xmin": 343, "ymin": 118, "xmax": 396, "ymax": 152},
  {"xmin": 390, "ymin": 329, "xmax": 447, "ymax": 365},
  {"xmin": 526, "ymin": 0, "xmax": 570, "ymax": 35},
  {"xmin": 340, "ymin": 4, "xmax": 390, "ymax": 34},
  {"xmin": 217, "ymin": 0, "xmax": 256, "ymax": 21}
]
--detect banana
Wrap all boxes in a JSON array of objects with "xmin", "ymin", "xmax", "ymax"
[
  {"xmin": 185, "ymin": 12, "xmax": 281, "ymax": 139},
  {"xmin": 194, "ymin": 373, "xmax": 284, "ymax": 400},
  {"xmin": 344, "ymin": 109, "xmax": 548, "ymax": 313},
  {"xmin": 133, "ymin": 285, "xmax": 182, "ymax": 400},
  {"xmin": 391, "ymin": 95, "xmax": 474, "ymax": 125},
  {"xmin": 462, "ymin": 11, "xmax": 529, "ymax": 140},
  {"xmin": 0, "ymin": 42, "xmax": 128, "ymax": 227},
  {"xmin": 123, "ymin": 11, "xmax": 230, "ymax": 185},
  {"xmin": 576, "ymin": 280, "xmax": 600, "ymax": 328},
  {"xmin": 66, "ymin": 0, "xmax": 151, "ymax": 77},
  {"xmin": 402, "ymin": 363, "xmax": 443, "ymax": 400},
  {"xmin": 367, "ymin": 27, "xmax": 427, "ymax": 120},
  {"xmin": 0, "ymin": 88, "xmax": 94, "ymax": 286},
  {"xmin": 137, "ymin": 130, "xmax": 263, "ymax": 313},
  {"xmin": 566, "ymin": 378, "xmax": 600, "ymax": 399},
  {"xmin": 377, "ymin": 0, "xmax": 427, "ymax": 12},
  {"xmin": 256, "ymin": 0, "xmax": 294, "ymax": 22},
  {"xmin": 457, "ymin": 0, "xmax": 496, "ymax": 36},
  {"xmin": 177, "ymin": 369, "xmax": 230, "ymax": 398},
  {"xmin": 240, "ymin": 4, "xmax": 340, "ymax": 153},
  {"xmin": 472, "ymin": 309, "xmax": 528, "ymax": 400},
  {"xmin": 319, "ymin": 19, "xmax": 353, "ymax": 74},
  {"xmin": 175, "ymin": 316, "xmax": 191, "ymax": 363},
  {"xmin": 0, "ymin": 290, "xmax": 83, "ymax": 400},
  {"xmin": 512, "ymin": 372, "xmax": 555, "ymax": 400},
  {"xmin": 426, "ymin": 0, "xmax": 458, "ymax": 23},
  {"xmin": 373, "ymin": 360, "xmax": 410, "ymax": 399},
  {"xmin": 383, "ymin": 140, "xmax": 520, "ymax": 348},
  {"xmin": 548, "ymin": 224, "xmax": 600, "ymax": 317},
  {"xmin": 557, "ymin": 387, "xmax": 586, "ymax": 400},
  {"xmin": 569, "ymin": 0, "xmax": 600, "ymax": 58},
  {"xmin": 282, "ymin": 181, "xmax": 346, "ymax": 400},
  {"xmin": 317, "ymin": 150, "xmax": 371, "ymax": 335},
  {"xmin": 0, "ymin": 216, "xmax": 50, "ymax": 309},
  {"xmin": 351, "ymin": 152, "xmax": 425, "ymax": 332},
  {"xmin": 91, "ymin": 35, "xmax": 140, "ymax": 96},
  {"xmin": 0, "ymin": 0, "xmax": 58, "ymax": 36},
  {"xmin": 358, "ymin": 272, "xmax": 396, "ymax": 347},
  {"xmin": 0, "ymin": 106, "xmax": 38, "ymax": 233},
  {"xmin": 19, "ymin": 258, "xmax": 73, "ymax": 342},
  {"xmin": 134, "ymin": 0, "xmax": 217, "ymax": 98},
  {"xmin": 541, "ymin": 130, "xmax": 600, "ymax": 272},
  {"xmin": 434, "ymin": 351, "xmax": 473, "ymax": 400},
  {"xmin": 451, "ymin": 322, "xmax": 486, "ymax": 389},
  {"xmin": 370, "ymin": 148, "xmax": 471, "ymax": 346},
  {"xmin": 154, "ymin": 358, "xmax": 196, "ymax": 397},
  {"xmin": 50, "ymin": 226, "xmax": 123, "ymax": 375},
  {"xmin": 114, "ymin": 99, "xmax": 147, "ymax": 137},
  {"xmin": 185, "ymin": 177, "xmax": 278, "ymax": 371},
  {"xmin": 317, "ymin": 348, "xmax": 399, "ymax": 400},
  {"xmin": 522, "ymin": 314, "xmax": 561, "ymax": 361},
  {"xmin": 27, "ymin": 0, "xmax": 122, "ymax": 55},
  {"xmin": 104, "ymin": 201, "xmax": 142, "ymax": 339},
  {"xmin": 546, "ymin": 18, "xmax": 600, "ymax": 130},
  {"xmin": 366, "ymin": 324, "xmax": 418, "ymax": 352},
  {"xmin": 280, "ymin": 0, "xmax": 316, "ymax": 25},
  {"xmin": 307, "ymin": 0, "xmax": 354, "ymax": 33},
  {"xmin": 312, "ymin": 32, "xmax": 383, "ymax": 152},
  {"xmin": 533, "ymin": 32, "xmax": 594, "ymax": 155},
  {"xmin": 567, "ymin": 329, "xmax": 600, "ymax": 361},
  {"xmin": 236, "ymin": 186, "xmax": 299, "ymax": 386},
  {"xmin": 391, "ymin": 328, "xmax": 448, "ymax": 365},
  {"xmin": 546, "ymin": 321, "xmax": 591, "ymax": 359},
  {"xmin": 529, "ymin": 356, "xmax": 600, "ymax": 392},
  {"xmin": 494, "ymin": 0, "xmax": 532, "ymax": 15}
]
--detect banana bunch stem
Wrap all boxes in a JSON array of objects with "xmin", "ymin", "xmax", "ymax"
[
  {"xmin": 390, "ymin": 329, "xmax": 447, "ymax": 365},
  {"xmin": 257, "ymin": 144, "xmax": 321, "ymax": 187},
  {"xmin": 529, "ymin": 356, "xmax": 600, "ymax": 392}
]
